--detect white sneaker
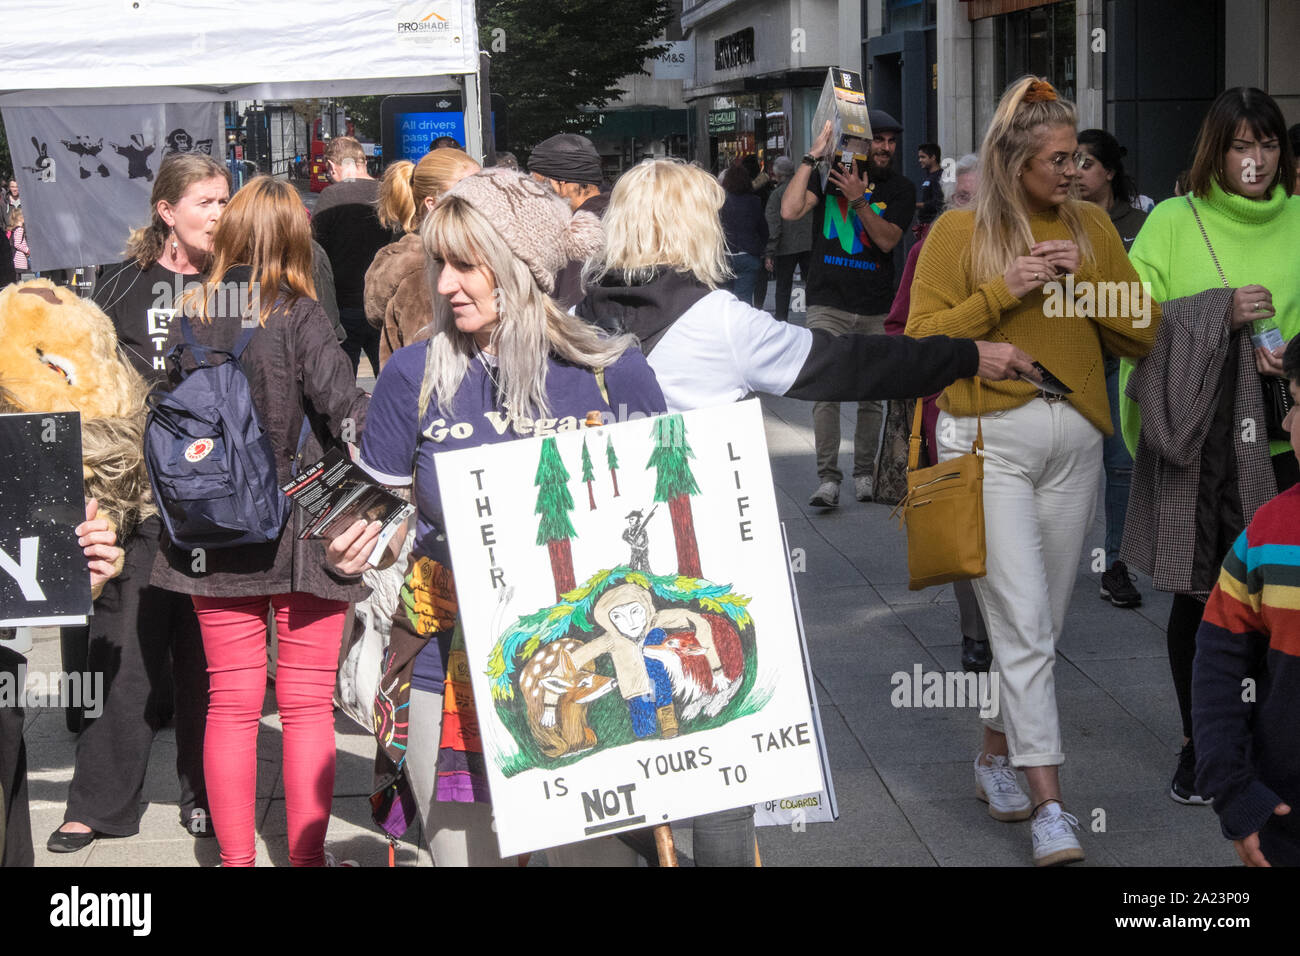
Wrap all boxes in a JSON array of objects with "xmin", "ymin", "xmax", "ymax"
[
  {"xmin": 973, "ymin": 753, "xmax": 1032, "ymax": 821},
  {"xmin": 854, "ymin": 475, "xmax": 874, "ymax": 502},
  {"xmin": 1031, "ymin": 801, "xmax": 1085, "ymax": 866},
  {"xmin": 809, "ymin": 481, "xmax": 839, "ymax": 508}
]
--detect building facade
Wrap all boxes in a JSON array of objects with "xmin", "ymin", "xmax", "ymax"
[{"xmin": 679, "ymin": 0, "xmax": 861, "ymax": 170}]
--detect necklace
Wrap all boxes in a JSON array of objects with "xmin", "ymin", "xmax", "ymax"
[{"xmin": 476, "ymin": 348, "xmax": 511, "ymax": 416}]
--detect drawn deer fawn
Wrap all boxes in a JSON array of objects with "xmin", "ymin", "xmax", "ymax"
[{"xmin": 521, "ymin": 638, "xmax": 617, "ymax": 758}]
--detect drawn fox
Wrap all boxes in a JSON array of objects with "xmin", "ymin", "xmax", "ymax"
[{"xmin": 521, "ymin": 638, "xmax": 617, "ymax": 758}]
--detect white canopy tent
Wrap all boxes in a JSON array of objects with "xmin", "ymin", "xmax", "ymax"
[
  {"xmin": 0, "ymin": 0, "xmax": 479, "ymax": 107},
  {"xmin": 0, "ymin": 0, "xmax": 486, "ymax": 269}
]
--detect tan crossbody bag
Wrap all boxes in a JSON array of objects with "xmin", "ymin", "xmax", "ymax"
[{"xmin": 891, "ymin": 379, "xmax": 987, "ymax": 591}]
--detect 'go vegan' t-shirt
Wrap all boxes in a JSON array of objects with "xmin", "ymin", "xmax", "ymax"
[
  {"xmin": 358, "ymin": 341, "xmax": 666, "ymax": 692},
  {"xmin": 805, "ymin": 164, "xmax": 916, "ymax": 315}
]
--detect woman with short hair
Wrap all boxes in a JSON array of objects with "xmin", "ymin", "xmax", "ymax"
[
  {"xmin": 578, "ymin": 157, "xmax": 1036, "ymax": 865},
  {"xmin": 906, "ymin": 77, "xmax": 1159, "ymax": 865}
]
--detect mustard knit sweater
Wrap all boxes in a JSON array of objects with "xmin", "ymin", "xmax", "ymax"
[{"xmin": 904, "ymin": 202, "xmax": 1160, "ymax": 435}]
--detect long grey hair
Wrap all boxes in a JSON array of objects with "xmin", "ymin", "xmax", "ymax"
[{"xmin": 416, "ymin": 196, "xmax": 637, "ymax": 422}]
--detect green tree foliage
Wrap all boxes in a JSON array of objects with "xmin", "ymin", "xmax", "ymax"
[
  {"xmin": 606, "ymin": 436, "xmax": 619, "ymax": 472},
  {"xmin": 647, "ymin": 414, "xmax": 700, "ymax": 503},
  {"xmin": 580, "ymin": 436, "xmax": 595, "ymax": 483},
  {"xmin": 479, "ymin": 0, "xmax": 674, "ymax": 158},
  {"xmin": 534, "ymin": 437, "xmax": 576, "ymax": 545},
  {"xmin": 336, "ymin": 96, "xmax": 382, "ymax": 141}
]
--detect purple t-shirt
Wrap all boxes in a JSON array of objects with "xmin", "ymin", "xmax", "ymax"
[{"xmin": 359, "ymin": 341, "xmax": 667, "ymax": 691}]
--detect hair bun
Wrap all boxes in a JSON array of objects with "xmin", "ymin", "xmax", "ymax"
[
  {"xmin": 563, "ymin": 210, "xmax": 605, "ymax": 262},
  {"xmin": 1024, "ymin": 80, "xmax": 1058, "ymax": 103}
]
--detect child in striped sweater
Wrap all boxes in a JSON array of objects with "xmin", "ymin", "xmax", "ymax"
[{"xmin": 1193, "ymin": 336, "xmax": 1300, "ymax": 866}]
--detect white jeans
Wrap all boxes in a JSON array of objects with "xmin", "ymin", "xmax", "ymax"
[{"xmin": 937, "ymin": 399, "xmax": 1101, "ymax": 767}]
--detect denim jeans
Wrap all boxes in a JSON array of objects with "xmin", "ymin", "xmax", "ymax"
[
  {"xmin": 725, "ymin": 253, "xmax": 762, "ymax": 308},
  {"xmin": 1102, "ymin": 358, "xmax": 1133, "ymax": 566}
]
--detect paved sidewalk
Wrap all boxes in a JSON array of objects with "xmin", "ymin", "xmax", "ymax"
[{"xmin": 17, "ymin": 338, "xmax": 1233, "ymax": 867}]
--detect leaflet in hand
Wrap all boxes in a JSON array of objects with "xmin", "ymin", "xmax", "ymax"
[{"xmin": 281, "ymin": 448, "xmax": 414, "ymax": 567}]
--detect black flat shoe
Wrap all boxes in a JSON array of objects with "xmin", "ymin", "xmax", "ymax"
[
  {"xmin": 961, "ymin": 636, "xmax": 992, "ymax": 673},
  {"xmin": 181, "ymin": 814, "xmax": 217, "ymax": 839},
  {"xmin": 47, "ymin": 827, "xmax": 97, "ymax": 852}
]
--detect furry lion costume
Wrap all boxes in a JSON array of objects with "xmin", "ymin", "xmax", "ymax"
[{"xmin": 0, "ymin": 279, "xmax": 154, "ymax": 584}]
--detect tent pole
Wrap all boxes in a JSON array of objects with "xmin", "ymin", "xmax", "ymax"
[{"xmin": 462, "ymin": 67, "xmax": 484, "ymax": 164}]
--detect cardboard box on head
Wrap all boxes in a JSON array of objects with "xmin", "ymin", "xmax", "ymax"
[{"xmin": 810, "ymin": 68, "xmax": 873, "ymax": 197}]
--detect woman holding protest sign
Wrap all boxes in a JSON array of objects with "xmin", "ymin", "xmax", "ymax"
[
  {"xmin": 151, "ymin": 175, "xmax": 369, "ymax": 867},
  {"xmin": 48, "ymin": 153, "xmax": 230, "ymax": 855},
  {"xmin": 328, "ymin": 168, "xmax": 665, "ymax": 866},
  {"xmin": 905, "ymin": 77, "xmax": 1158, "ymax": 865}
]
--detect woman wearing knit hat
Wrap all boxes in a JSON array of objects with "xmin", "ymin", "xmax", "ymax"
[
  {"xmin": 328, "ymin": 168, "xmax": 665, "ymax": 866},
  {"xmin": 365, "ymin": 148, "xmax": 480, "ymax": 369},
  {"xmin": 906, "ymin": 77, "xmax": 1159, "ymax": 865}
]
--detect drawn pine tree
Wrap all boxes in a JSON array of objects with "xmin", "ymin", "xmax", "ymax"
[
  {"xmin": 647, "ymin": 414, "xmax": 702, "ymax": 578},
  {"xmin": 606, "ymin": 435, "xmax": 620, "ymax": 497},
  {"xmin": 580, "ymin": 436, "xmax": 597, "ymax": 510},
  {"xmin": 534, "ymin": 437, "xmax": 577, "ymax": 599}
]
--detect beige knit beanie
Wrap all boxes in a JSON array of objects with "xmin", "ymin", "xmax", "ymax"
[{"xmin": 441, "ymin": 167, "xmax": 603, "ymax": 295}]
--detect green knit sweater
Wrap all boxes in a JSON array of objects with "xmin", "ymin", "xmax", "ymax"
[{"xmin": 1121, "ymin": 181, "xmax": 1300, "ymax": 455}]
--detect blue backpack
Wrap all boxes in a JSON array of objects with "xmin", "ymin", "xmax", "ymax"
[{"xmin": 144, "ymin": 315, "xmax": 291, "ymax": 550}]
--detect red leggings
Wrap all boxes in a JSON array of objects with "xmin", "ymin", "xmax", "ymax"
[{"xmin": 192, "ymin": 592, "xmax": 347, "ymax": 867}]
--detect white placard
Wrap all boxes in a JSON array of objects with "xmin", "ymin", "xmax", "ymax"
[{"xmin": 434, "ymin": 401, "xmax": 825, "ymax": 857}]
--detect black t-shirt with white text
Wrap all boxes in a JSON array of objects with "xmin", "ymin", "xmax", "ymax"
[
  {"xmin": 94, "ymin": 260, "xmax": 203, "ymax": 385},
  {"xmin": 806, "ymin": 165, "xmax": 916, "ymax": 315}
]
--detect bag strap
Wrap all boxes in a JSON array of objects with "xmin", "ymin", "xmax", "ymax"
[
  {"xmin": 907, "ymin": 399, "xmax": 925, "ymax": 471},
  {"xmin": 231, "ymin": 322, "xmax": 258, "ymax": 359},
  {"xmin": 907, "ymin": 377, "xmax": 983, "ymax": 470},
  {"xmin": 1186, "ymin": 195, "xmax": 1230, "ymax": 290}
]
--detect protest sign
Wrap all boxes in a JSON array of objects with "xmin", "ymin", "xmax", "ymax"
[
  {"xmin": 435, "ymin": 400, "xmax": 825, "ymax": 856},
  {"xmin": 0, "ymin": 412, "xmax": 91, "ymax": 627}
]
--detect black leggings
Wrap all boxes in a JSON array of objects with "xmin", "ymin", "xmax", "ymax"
[
  {"xmin": 62, "ymin": 518, "xmax": 209, "ymax": 835},
  {"xmin": 1169, "ymin": 453, "xmax": 1300, "ymax": 741}
]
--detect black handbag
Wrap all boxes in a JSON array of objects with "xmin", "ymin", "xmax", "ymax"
[{"xmin": 1187, "ymin": 195, "xmax": 1290, "ymax": 440}]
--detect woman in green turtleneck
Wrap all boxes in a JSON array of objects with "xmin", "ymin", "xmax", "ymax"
[{"xmin": 1126, "ymin": 87, "xmax": 1299, "ymax": 809}]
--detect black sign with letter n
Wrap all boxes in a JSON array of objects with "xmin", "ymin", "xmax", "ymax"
[{"xmin": 0, "ymin": 412, "xmax": 91, "ymax": 626}]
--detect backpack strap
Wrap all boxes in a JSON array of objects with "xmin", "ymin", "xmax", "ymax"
[
  {"xmin": 231, "ymin": 322, "xmax": 258, "ymax": 360},
  {"xmin": 179, "ymin": 313, "xmax": 199, "ymax": 347}
]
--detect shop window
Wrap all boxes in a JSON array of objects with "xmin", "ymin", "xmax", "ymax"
[
  {"xmin": 995, "ymin": 1, "xmax": 1077, "ymax": 103},
  {"xmin": 884, "ymin": 0, "xmax": 938, "ymax": 33}
]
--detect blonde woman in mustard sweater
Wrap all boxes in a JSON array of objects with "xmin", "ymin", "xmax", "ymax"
[{"xmin": 906, "ymin": 77, "xmax": 1159, "ymax": 866}]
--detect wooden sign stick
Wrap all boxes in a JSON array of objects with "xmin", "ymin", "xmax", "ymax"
[{"xmin": 654, "ymin": 824, "xmax": 678, "ymax": 867}]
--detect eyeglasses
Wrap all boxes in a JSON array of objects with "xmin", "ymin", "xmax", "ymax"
[{"xmin": 1034, "ymin": 151, "xmax": 1085, "ymax": 173}]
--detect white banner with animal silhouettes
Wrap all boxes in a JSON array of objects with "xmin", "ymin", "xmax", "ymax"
[
  {"xmin": 435, "ymin": 400, "xmax": 825, "ymax": 857},
  {"xmin": 1, "ymin": 102, "xmax": 222, "ymax": 272}
]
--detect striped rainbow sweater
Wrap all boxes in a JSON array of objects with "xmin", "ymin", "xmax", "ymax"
[{"xmin": 1193, "ymin": 484, "xmax": 1300, "ymax": 841}]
